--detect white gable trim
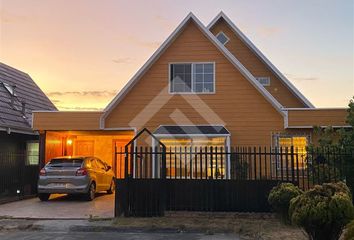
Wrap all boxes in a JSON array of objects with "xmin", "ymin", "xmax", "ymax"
[
  {"xmin": 101, "ymin": 13, "xmax": 285, "ymax": 128},
  {"xmin": 207, "ymin": 11, "xmax": 315, "ymax": 108}
]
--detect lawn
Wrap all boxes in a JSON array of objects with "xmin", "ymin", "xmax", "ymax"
[{"xmin": 113, "ymin": 212, "xmax": 306, "ymax": 240}]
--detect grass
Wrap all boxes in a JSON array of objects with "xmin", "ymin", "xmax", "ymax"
[{"xmin": 113, "ymin": 212, "xmax": 307, "ymax": 240}]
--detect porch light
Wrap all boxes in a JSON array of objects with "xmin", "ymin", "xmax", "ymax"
[{"xmin": 67, "ymin": 139, "xmax": 73, "ymax": 145}]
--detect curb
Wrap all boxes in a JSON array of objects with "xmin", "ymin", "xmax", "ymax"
[{"xmin": 69, "ymin": 225, "xmax": 233, "ymax": 234}]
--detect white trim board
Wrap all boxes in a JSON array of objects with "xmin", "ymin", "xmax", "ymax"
[
  {"xmin": 207, "ymin": 11, "xmax": 315, "ymax": 108},
  {"xmin": 154, "ymin": 134, "xmax": 231, "ymax": 137},
  {"xmin": 0, "ymin": 126, "xmax": 37, "ymax": 135},
  {"xmin": 286, "ymin": 125, "xmax": 352, "ymax": 129},
  {"xmin": 101, "ymin": 12, "xmax": 286, "ymax": 128},
  {"xmin": 284, "ymin": 108, "xmax": 347, "ymax": 111}
]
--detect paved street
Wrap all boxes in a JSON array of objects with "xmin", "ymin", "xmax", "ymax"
[
  {"xmin": 0, "ymin": 231, "xmax": 238, "ymax": 240},
  {"xmin": 0, "ymin": 193, "xmax": 114, "ymax": 219}
]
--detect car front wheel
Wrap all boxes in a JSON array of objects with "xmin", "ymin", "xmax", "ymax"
[
  {"xmin": 38, "ymin": 193, "xmax": 50, "ymax": 201},
  {"xmin": 85, "ymin": 182, "xmax": 96, "ymax": 201}
]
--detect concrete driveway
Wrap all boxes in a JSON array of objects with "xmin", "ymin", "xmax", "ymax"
[{"xmin": 0, "ymin": 193, "xmax": 114, "ymax": 219}]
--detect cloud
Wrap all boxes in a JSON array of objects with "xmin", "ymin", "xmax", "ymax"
[
  {"xmin": 46, "ymin": 90, "xmax": 117, "ymax": 97},
  {"xmin": 50, "ymin": 99, "xmax": 61, "ymax": 104},
  {"xmin": 114, "ymin": 34, "xmax": 161, "ymax": 49},
  {"xmin": 112, "ymin": 58, "xmax": 134, "ymax": 64},
  {"xmin": 128, "ymin": 37, "xmax": 161, "ymax": 49},
  {"xmin": 0, "ymin": 9, "xmax": 35, "ymax": 24},
  {"xmin": 56, "ymin": 106, "xmax": 104, "ymax": 111},
  {"xmin": 285, "ymin": 73, "xmax": 319, "ymax": 82}
]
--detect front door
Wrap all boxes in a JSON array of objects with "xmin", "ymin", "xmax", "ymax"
[{"xmin": 76, "ymin": 140, "xmax": 94, "ymax": 156}]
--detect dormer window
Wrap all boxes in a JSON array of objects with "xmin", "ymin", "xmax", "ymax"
[
  {"xmin": 216, "ymin": 31, "xmax": 229, "ymax": 45},
  {"xmin": 255, "ymin": 77, "xmax": 271, "ymax": 86}
]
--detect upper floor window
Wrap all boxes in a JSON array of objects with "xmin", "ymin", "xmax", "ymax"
[
  {"xmin": 216, "ymin": 32, "xmax": 229, "ymax": 45},
  {"xmin": 170, "ymin": 63, "xmax": 215, "ymax": 94},
  {"xmin": 255, "ymin": 76, "xmax": 270, "ymax": 86}
]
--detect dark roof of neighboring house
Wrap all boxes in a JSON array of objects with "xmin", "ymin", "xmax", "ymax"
[
  {"xmin": 0, "ymin": 62, "xmax": 57, "ymax": 134},
  {"xmin": 154, "ymin": 125, "xmax": 230, "ymax": 135}
]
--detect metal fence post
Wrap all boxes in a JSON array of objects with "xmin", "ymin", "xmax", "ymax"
[{"xmin": 291, "ymin": 146, "xmax": 295, "ymax": 184}]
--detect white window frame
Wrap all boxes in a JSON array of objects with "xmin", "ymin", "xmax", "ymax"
[
  {"xmin": 26, "ymin": 140, "xmax": 39, "ymax": 165},
  {"xmin": 273, "ymin": 134, "xmax": 310, "ymax": 170},
  {"xmin": 215, "ymin": 31, "xmax": 230, "ymax": 45},
  {"xmin": 168, "ymin": 62, "xmax": 216, "ymax": 94},
  {"xmin": 255, "ymin": 76, "xmax": 271, "ymax": 86},
  {"xmin": 152, "ymin": 134, "xmax": 231, "ymax": 179}
]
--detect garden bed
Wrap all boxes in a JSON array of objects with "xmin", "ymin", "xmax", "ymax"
[{"xmin": 113, "ymin": 212, "xmax": 306, "ymax": 240}]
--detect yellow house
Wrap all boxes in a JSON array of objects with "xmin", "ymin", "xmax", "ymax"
[{"xmin": 32, "ymin": 12, "xmax": 349, "ymax": 178}]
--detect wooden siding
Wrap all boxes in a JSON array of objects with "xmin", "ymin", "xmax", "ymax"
[
  {"xmin": 287, "ymin": 109, "xmax": 348, "ymax": 128},
  {"xmin": 33, "ymin": 111, "xmax": 103, "ymax": 130},
  {"xmin": 105, "ymin": 20, "xmax": 286, "ymax": 146},
  {"xmin": 210, "ymin": 19, "xmax": 307, "ymax": 108}
]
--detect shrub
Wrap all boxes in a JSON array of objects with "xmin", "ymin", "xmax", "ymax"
[
  {"xmin": 268, "ymin": 183, "xmax": 303, "ymax": 223},
  {"xmin": 344, "ymin": 220, "xmax": 354, "ymax": 240},
  {"xmin": 289, "ymin": 182, "xmax": 354, "ymax": 240}
]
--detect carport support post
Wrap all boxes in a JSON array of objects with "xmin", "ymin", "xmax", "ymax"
[{"xmin": 39, "ymin": 131, "xmax": 46, "ymax": 169}]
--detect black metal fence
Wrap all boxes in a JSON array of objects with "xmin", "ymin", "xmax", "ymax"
[
  {"xmin": 115, "ymin": 146, "xmax": 354, "ymax": 217},
  {"xmin": 0, "ymin": 152, "xmax": 39, "ymax": 203}
]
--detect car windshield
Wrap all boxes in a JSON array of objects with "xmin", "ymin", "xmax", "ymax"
[{"xmin": 48, "ymin": 158, "xmax": 83, "ymax": 168}]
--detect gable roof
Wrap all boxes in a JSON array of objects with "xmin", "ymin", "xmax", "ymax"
[
  {"xmin": 207, "ymin": 11, "xmax": 315, "ymax": 108},
  {"xmin": 0, "ymin": 62, "xmax": 57, "ymax": 134},
  {"xmin": 101, "ymin": 13, "xmax": 286, "ymax": 128}
]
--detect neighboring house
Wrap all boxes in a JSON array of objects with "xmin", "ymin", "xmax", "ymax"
[
  {"xmin": 0, "ymin": 62, "xmax": 57, "ymax": 154},
  {"xmin": 32, "ymin": 12, "xmax": 349, "ymax": 179},
  {"xmin": 0, "ymin": 62, "xmax": 57, "ymax": 200}
]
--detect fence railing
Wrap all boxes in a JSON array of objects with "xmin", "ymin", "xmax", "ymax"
[
  {"xmin": 115, "ymin": 146, "xmax": 353, "ymax": 190},
  {"xmin": 0, "ymin": 151, "xmax": 39, "ymax": 203}
]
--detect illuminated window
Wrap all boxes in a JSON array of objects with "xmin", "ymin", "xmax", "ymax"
[
  {"xmin": 26, "ymin": 141, "xmax": 39, "ymax": 165},
  {"xmin": 161, "ymin": 137, "xmax": 227, "ymax": 179},
  {"xmin": 277, "ymin": 135, "xmax": 308, "ymax": 169}
]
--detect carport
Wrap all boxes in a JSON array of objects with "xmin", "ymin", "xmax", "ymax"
[{"xmin": 32, "ymin": 111, "xmax": 135, "ymax": 177}]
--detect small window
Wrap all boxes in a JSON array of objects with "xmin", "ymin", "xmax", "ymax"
[
  {"xmin": 48, "ymin": 158, "xmax": 83, "ymax": 168},
  {"xmin": 255, "ymin": 77, "xmax": 270, "ymax": 86},
  {"xmin": 216, "ymin": 32, "xmax": 229, "ymax": 45},
  {"xmin": 26, "ymin": 142, "xmax": 39, "ymax": 165},
  {"xmin": 170, "ymin": 63, "xmax": 215, "ymax": 93},
  {"xmin": 2, "ymin": 82, "xmax": 15, "ymax": 95}
]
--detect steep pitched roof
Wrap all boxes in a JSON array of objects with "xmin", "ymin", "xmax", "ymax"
[
  {"xmin": 0, "ymin": 62, "xmax": 57, "ymax": 134},
  {"xmin": 207, "ymin": 11, "xmax": 314, "ymax": 108},
  {"xmin": 101, "ymin": 13, "xmax": 286, "ymax": 128}
]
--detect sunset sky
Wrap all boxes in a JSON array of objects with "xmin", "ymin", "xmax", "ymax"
[{"xmin": 0, "ymin": 0, "xmax": 353, "ymax": 110}]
